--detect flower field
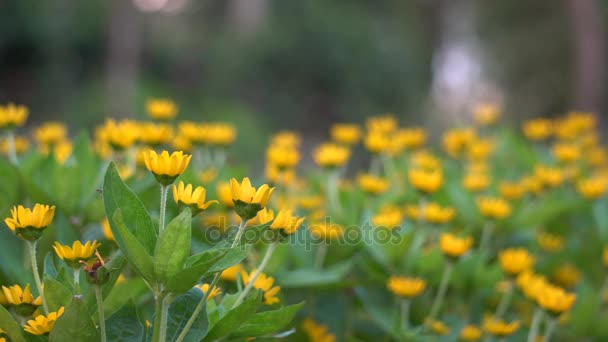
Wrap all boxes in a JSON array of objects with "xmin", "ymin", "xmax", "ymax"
[{"xmin": 0, "ymin": 102, "xmax": 607, "ymax": 341}]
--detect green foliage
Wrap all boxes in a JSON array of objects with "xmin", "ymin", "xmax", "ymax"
[{"xmin": 49, "ymin": 296, "xmax": 99, "ymax": 342}]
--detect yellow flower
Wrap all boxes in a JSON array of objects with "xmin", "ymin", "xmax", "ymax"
[
  {"xmin": 146, "ymin": 98, "xmax": 178, "ymax": 120},
  {"xmin": 2, "ymin": 284, "xmax": 42, "ymax": 306},
  {"xmin": 522, "ymin": 176, "xmax": 543, "ymax": 195},
  {"xmin": 423, "ymin": 203, "xmax": 455, "ymax": 225},
  {"xmin": 534, "ymin": 165, "xmax": 563, "ymax": 188},
  {"xmin": 426, "ymin": 319, "xmax": 450, "ymax": 336},
  {"xmin": 248, "ymin": 208, "xmax": 275, "ymax": 226},
  {"xmin": 23, "ymin": 307, "xmax": 65, "ymax": 336},
  {"xmin": 216, "ymin": 182, "xmax": 235, "ymax": 207},
  {"xmin": 364, "ymin": 130, "xmax": 391, "ymax": 154},
  {"xmin": 0, "ymin": 135, "xmax": 29, "ymax": 156},
  {"xmin": 551, "ymin": 263, "xmax": 579, "ymax": 288},
  {"xmin": 40, "ymin": 139, "xmax": 73, "ymax": 164},
  {"xmin": 483, "ymin": 316, "xmax": 519, "ymax": 337},
  {"xmin": 498, "ymin": 248, "xmax": 535, "ymax": 276},
  {"xmin": 302, "ymin": 318, "xmax": 336, "ymax": 342},
  {"xmin": 576, "ymin": 176, "xmax": 608, "ymax": 199},
  {"xmin": 586, "ymin": 147, "xmax": 607, "ymax": 167},
  {"xmin": 220, "ymin": 264, "xmax": 243, "ymax": 281},
  {"xmin": 366, "ymin": 115, "xmax": 398, "ymax": 133},
  {"xmin": 536, "ymin": 231, "xmax": 564, "ymax": 253},
  {"xmin": 265, "ymin": 162, "xmax": 295, "ymax": 186},
  {"xmin": 522, "ymin": 118, "xmax": 552, "ymax": 141},
  {"xmin": 309, "ymin": 222, "xmax": 343, "ymax": 240},
  {"xmin": 357, "ymin": 173, "xmax": 389, "ymax": 195},
  {"xmin": 536, "ymin": 284, "xmax": 576, "ymax": 315},
  {"xmin": 552, "ymin": 143, "xmax": 580, "ymax": 164},
  {"xmin": 172, "ymin": 135, "xmax": 192, "ymax": 152},
  {"xmin": 270, "ymin": 131, "xmax": 301, "ymax": 148},
  {"xmin": 473, "ymin": 103, "xmax": 501, "ymax": 126},
  {"xmin": 297, "ymin": 195, "xmax": 324, "ymax": 210},
  {"xmin": 330, "ymin": 123, "xmax": 361, "ymax": 145},
  {"xmin": 96, "ymin": 119, "xmax": 140, "ymax": 150},
  {"xmin": 313, "ymin": 143, "xmax": 350, "ymax": 168},
  {"xmin": 266, "ymin": 144, "xmax": 300, "ymax": 169},
  {"xmin": 408, "ymin": 168, "xmax": 443, "ymax": 193},
  {"xmin": 0, "ymin": 103, "xmax": 28, "ymax": 129},
  {"xmin": 460, "ymin": 324, "xmax": 482, "ymax": 341},
  {"xmin": 463, "ymin": 172, "xmax": 490, "ymax": 192},
  {"xmin": 410, "ymin": 150, "xmax": 441, "ymax": 170},
  {"xmin": 270, "ymin": 209, "xmax": 305, "ymax": 235},
  {"xmin": 240, "ymin": 269, "xmax": 281, "ymax": 305},
  {"xmin": 371, "ymin": 206, "xmax": 402, "ymax": 229},
  {"xmin": 499, "ymin": 181, "xmax": 526, "ymax": 200},
  {"xmin": 387, "ymin": 276, "xmax": 426, "ymax": 298},
  {"xmin": 603, "ymin": 246, "xmax": 608, "ymax": 268},
  {"xmin": 195, "ymin": 283, "xmax": 221, "ymax": 301},
  {"xmin": 467, "ymin": 138, "xmax": 494, "ymax": 161},
  {"xmin": 34, "ymin": 122, "xmax": 67, "ymax": 146},
  {"xmin": 442, "ymin": 128, "xmax": 475, "ymax": 158},
  {"xmin": 476, "ymin": 197, "xmax": 511, "ymax": 220},
  {"xmin": 53, "ymin": 240, "xmax": 101, "ymax": 264},
  {"xmin": 516, "ymin": 271, "xmax": 547, "ymax": 301},
  {"xmin": 143, "ymin": 150, "xmax": 191, "ymax": 185},
  {"xmin": 172, "ymin": 181, "xmax": 218, "ymax": 214},
  {"xmin": 139, "ymin": 123, "xmax": 174, "ymax": 146},
  {"xmin": 5, "ymin": 204, "xmax": 55, "ymax": 241},
  {"xmin": 440, "ymin": 233, "xmax": 473, "ymax": 258},
  {"xmin": 206, "ymin": 123, "xmax": 237, "ymax": 146},
  {"xmin": 230, "ymin": 177, "xmax": 274, "ymax": 207},
  {"xmin": 396, "ymin": 127, "xmax": 427, "ymax": 150},
  {"xmin": 199, "ymin": 168, "xmax": 218, "ymax": 184}
]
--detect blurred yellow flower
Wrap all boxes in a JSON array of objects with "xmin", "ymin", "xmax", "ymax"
[
  {"xmin": 302, "ymin": 318, "xmax": 336, "ymax": 342},
  {"xmin": 521, "ymin": 175, "xmax": 543, "ymax": 195},
  {"xmin": 216, "ymin": 182, "xmax": 235, "ymax": 207},
  {"xmin": 423, "ymin": 203, "xmax": 455, "ymax": 225},
  {"xmin": 101, "ymin": 218, "xmax": 115, "ymax": 242},
  {"xmin": 248, "ymin": 208, "xmax": 275, "ymax": 226},
  {"xmin": 463, "ymin": 172, "xmax": 490, "ymax": 192},
  {"xmin": 483, "ymin": 316, "xmax": 519, "ymax": 337},
  {"xmin": 173, "ymin": 181, "xmax": 218, "ymax": 214},
  {"xmin": 143, "ymin": 150, "xmax": 191, "ymax": 185},
  {"xmin": 270, "ymin": 131, "xmax": 301, "ymax": 148},
  {"xmin": 330, "ymin": 123, "xmax": 361, "ymax": 145},
  {"xmin": 172, "ymin": 135, "xmax": 192, "ymax": 152},
  {"xmin": 516, "ymin": 271, "xmax": 547, "ymax": 301},
  {"xmin": 498, "ymin": 248, "xmax": 535, "ymax": 276},
  {"xmin": 467, "ymin": 138, "xmax": 494, "ymax": 161},
  {"xmin": 522, "ymin": 118, "xmax": 552, "ymax": 141},
  {"xmin": 309, "ymin": 222, "xmax": 344, "ymax": 240},
  {"xmin": 266, "ymin": 144, "xmax": 300, "ymax": 169},
  {"xmin": 0, "ymin": 103, "xmax": 28, "ymax": 129},
  {"xmin": 442, "ymin": 128, "xmax": 475, "ymax": 158},
  {"xmin": 576, "ymin": 176, "xmax": 608, "ymax": 199},
  {"xmin": 0, "ymin": 135, "xmax": 29, "ymax": 155},
  {"xmin": 2, "ymin": 284, "xmax": 42, "ymax": 306},
  {"xmin": 34, "ymin": 122, "xmax": 67, "ymax": 146},
  {"xmin": 586, "ymin": 147, "xmax": 608, "ymax": 167},
  {"xmin": 499, "ymin": 181, "xmax": 526, "ymax": 200},
  {"xmin": 440, "ymin": 233, "xmax": 473, "ymax": 258},
  {"xmin": 537, "ymin": 230, "xmax": 564, "ymax": 252},
  {"xmin": 426, "ymin": 319, "xmax": 450, "ymax": 336},
  {"xmin": 270, "ymin": 209, "xmax": 305, "ymax": 235},
  {"xmin": 39, "ymin": 139, "xmax": 72, "ymax": 164},
  {"xmin": 220, "ymin": 264, "xmax": 243, "ymax": 281},
  {"xmin": 195, "ymin": 283, "xmax": 221, "ymax": 301},
  {"xmin": 297, "ymin": 195, "xmax": 324, "ymax": 210},
  {"xmin": 357, "ymin": 173, "xmax": 389, "ymax": 195},
  {"xmin": 199, "ymin": 168, "xmax": 218, "ymax": 184},
  {"xmin": 408, "ymin": 168, "xmax": 443, "ymax": 193},
  {"xmin": 460, "ymin": 324, "xmax": 482, "ymax": 341},
  {"xmin": 206, "ymin": 123, "xmax": 237, "ymax": 146},
  {"xmin": 387, "ymin": 276, "xmax": 426, "ymax": 298},
  {"xmin": 534, "ymin": 165, "xmax": 563, "ymax": 188},
  {"xmin": 396, "ymin": 127, "xmax": 427, "ymax": 150},
  {"xmin": 473, "ymin": 103, "xmax": 501, "ymax": 126},
  {"xmin": 536, "ymin": 284, "xmax": 576, "ymax": 315},
  {"xmin": 366, "ymin": 115, "xmax": 398, "ymax": 133},
  {"xmin": 146, "ymin": 98, "xmax": 178, "ymax": 120},
  {"xmin": 477, "ymin": 197, "xmax": 511, "ymax": 220},
  {"xmin": 371, "ymin": 206, "xmax": 402, "ymax": 229},
  {"xmin": 139, "ymin": 123, "xmax": 174, "ymax": 146},
  {"xmin": 551, "ymin": 263, "xmax": 579, "ymax": 288},
  {"xmin": 364, "ymin": 130, "xmax": 391, "ymax": 154},
  {"xmin": 240, "ymin": 269, "xmax": 281, "ymax": 305},
  {"xmin": 552, "ymin": 143, "xmax": 580, "ymax": 164},
  {"xmin": 410, "ymin": 150, "xmax": 441, "ymax": 170},
  {"xmin": 603, "ymin": 246, "xmax": 608, "ymax": 268},
  {"xmin": 23, "ymin": 307, "xmax": 64, "ymax": 336},
  {"xmin": 97, "ymin": 119, "xmax": 139, "ymax": 150},
  {"xmin": 53, "ymin": 240, "xmax": 101, "ymax": 264},
  {"xmin": 313, "ymin": 143, "xmax": 350, "ymax": 168}
]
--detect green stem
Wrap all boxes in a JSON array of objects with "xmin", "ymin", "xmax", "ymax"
[
  {"xmin": 494, "ymin": 280, "xmax": 513, "ymax": 318},
  {"xmin": 159, "ymin": 184, "xmax": 169, "ymax": 233},
  {"xmin": 95, "ymin": 285, "xmax": 107, "ymax": 342},
  {"xmin": 233, "ymin": 242, "xmax": 277, "ymax": 308},
  {"xmin": 479, "ymin": 222, "xmax": 493, "ymax": 256},
  {"xmin": 159, "ymin": 295, "xmax": 172, "ymax": 342},
  {"xmin": 6, "ymin": 130, "xmax": 17, "ymax": 164},
  {"xmin": 27, "ymin": 240, "xmax": 48, "ymax": 314},
  {"xmin": 401, "ymin": 299, "xmax": 411, "ymax": 330},
  {"xmin": 427, "ymin": 262, "xmax": 453, "ymax": 321},
  {"xmin": 315, "ymin": 242, "xmax": 328, "ymax": 269},
  {"xmin": 542, "ymin": 317, "xmax": 558, "ymax": 342},
  {"xmin": 151, "ymin": 292, "xmax": 164, "ymax": 342},
  {"xmin": 327, "ymin": 170, "xmax": 342, "ymax": 214},
  {"xmin": 73, "ymin": 268, "xmax": 81, "ymax": 295},
  {"xmin": 527, "ymin": 307, "xmax": 544, "ymax": 342},
  {"xmin": 175, "ymin": 219, "xmax": 248, "ymax": 342}
]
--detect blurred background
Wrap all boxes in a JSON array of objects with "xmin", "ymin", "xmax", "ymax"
[{"xmin": 0, "ymin": 0, "xmax": 606, "ymax": 153}]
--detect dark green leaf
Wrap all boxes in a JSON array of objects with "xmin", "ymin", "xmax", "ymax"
[
  {"xmin": 277, "ymin": 261, "xmax": 352, "ymax": 288},
  {"xmin": 154, "ymin": 209, "xmax": 192, "ymax": 284},
  {"xmin": 106, "ymin": 302, "xmax": 144, "ymax": 342},
  {"xmin": 165, "ymin": 249, "xmax": 227, "ymax": 294},
  {"xmin": 49, "ymin": 296, "xmax": 99, "ymax": 342},
  {"xmin": 207, "ymin": 248, "xmax": 248, "ymax": 273},
  {"xmin": 103, "ymin": 162, "xmax": 156, "ymax": 254},
  {"xmin": 112, "ymin": 210, "xmax": 155, "ymax": 286},
  {"xmin": 231, "ymin": 302, "xmax": 304, "ymax": 337},
  {"xmin": 203, "ymin": 292, "xmax": 260, "ymax": 342},
  {"xmin": 42, "ymin": 277, "xmax": 72, "ymax": 312},
  {"xmin": 0, "ymin": 304, "xmax": 26, "ymax": 342},
  {"xmin": 43, "ymin": 253, "xmax": 57, "ymax": 279},
  {"xmin": 166, "ymin": 289, "xmax": 209, "ymax": 342}
]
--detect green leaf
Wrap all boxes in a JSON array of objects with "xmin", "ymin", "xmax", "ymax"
[
  {"xmin": 43, "ymin": 253, "xmax": 58, "ymax": 279},
  {"xmin": 42, "ymin": 277, "xmax": 72, "ymax": 312},
  {"xmin": 154, "ymin": 208, "xmax": 192, "ymax": 284},
  {"xmin": 103, "ymin": 162, "xmax": 156, "ymax": 254},
  {"xmin": 231, "ymin": 302, "xmax": 304, "ymax": 338},
  {"xmin": 103, "ymin": 278, "xmax": 149, "ymax": 318},
  {"xmin": 203, "ymin": 292, "xmax": 260, "ymax": 342},
  {"xmin": 106, "ymin": 303, "xmax": 145, "ymax": 342},
  {"xmin": 112, "ymin": 210, "xmax": 155, "ymax": 286},
  {"xmin": 49, "ymin": 296, "xmax": 100, "ymax": 342},
  {"xmin": 165, "ymin": 249, "xmax": 227, "ymax": 294},
  {"xmin": 277, "ymin": 261, "xmax": 352, "ymax": 288},
  {"xmin": 207, "ymin": 247, "xmax": 248, "ymax": 273},
  {"xmin": 165, "ymin": 289, "xmax": 209, "ymax": 342},
  {"xmin": 0, "ymin": 304, "xmax": 26, "ymax": 342}
]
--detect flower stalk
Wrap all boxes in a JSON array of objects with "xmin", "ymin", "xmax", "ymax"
[
  {"xmin": 401, "ymin": 299, "xmax": 411, "ymax": 329},
  {"xmin": 6, "ymin": 130, "xmax": 17, "ymax": 164},
  {"xmin": 27, "ymin": 240, "xmax": 48, "ymax": 314},
  {"xmin": 427, "ymin": 261, "xmax": 453, "ymax": 321},
  {"xmin": 479, "ymin": 221, "xmax": 493, "ymax": 256},
  {"xmin": 159, "ymin": 184, "xmax": 169, "ymax": 233},
  {"xmin": 315, "ymin": 242, "xmax": 328, "ymax": 269},
  {"xmin": 494, "ymin": 280, "xmax": 513, "ymax": 318},
  {"xmin": 526, "ymin": 307, "xmax": 544, "ymax": 342},
  {"xmin": 542, "ymin": 317, "xmax": 558, "ymax": 342},
  {"xmin": 94, "ymin": 285, "xmax": 107, "ymax": 342},
  {"xmin": 233, "ymin": 242, "xmax": 277, "ymax": 308},
  {"xmin": 73, "ymin": 268, "xmax": 81, "ymax": 295}
]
